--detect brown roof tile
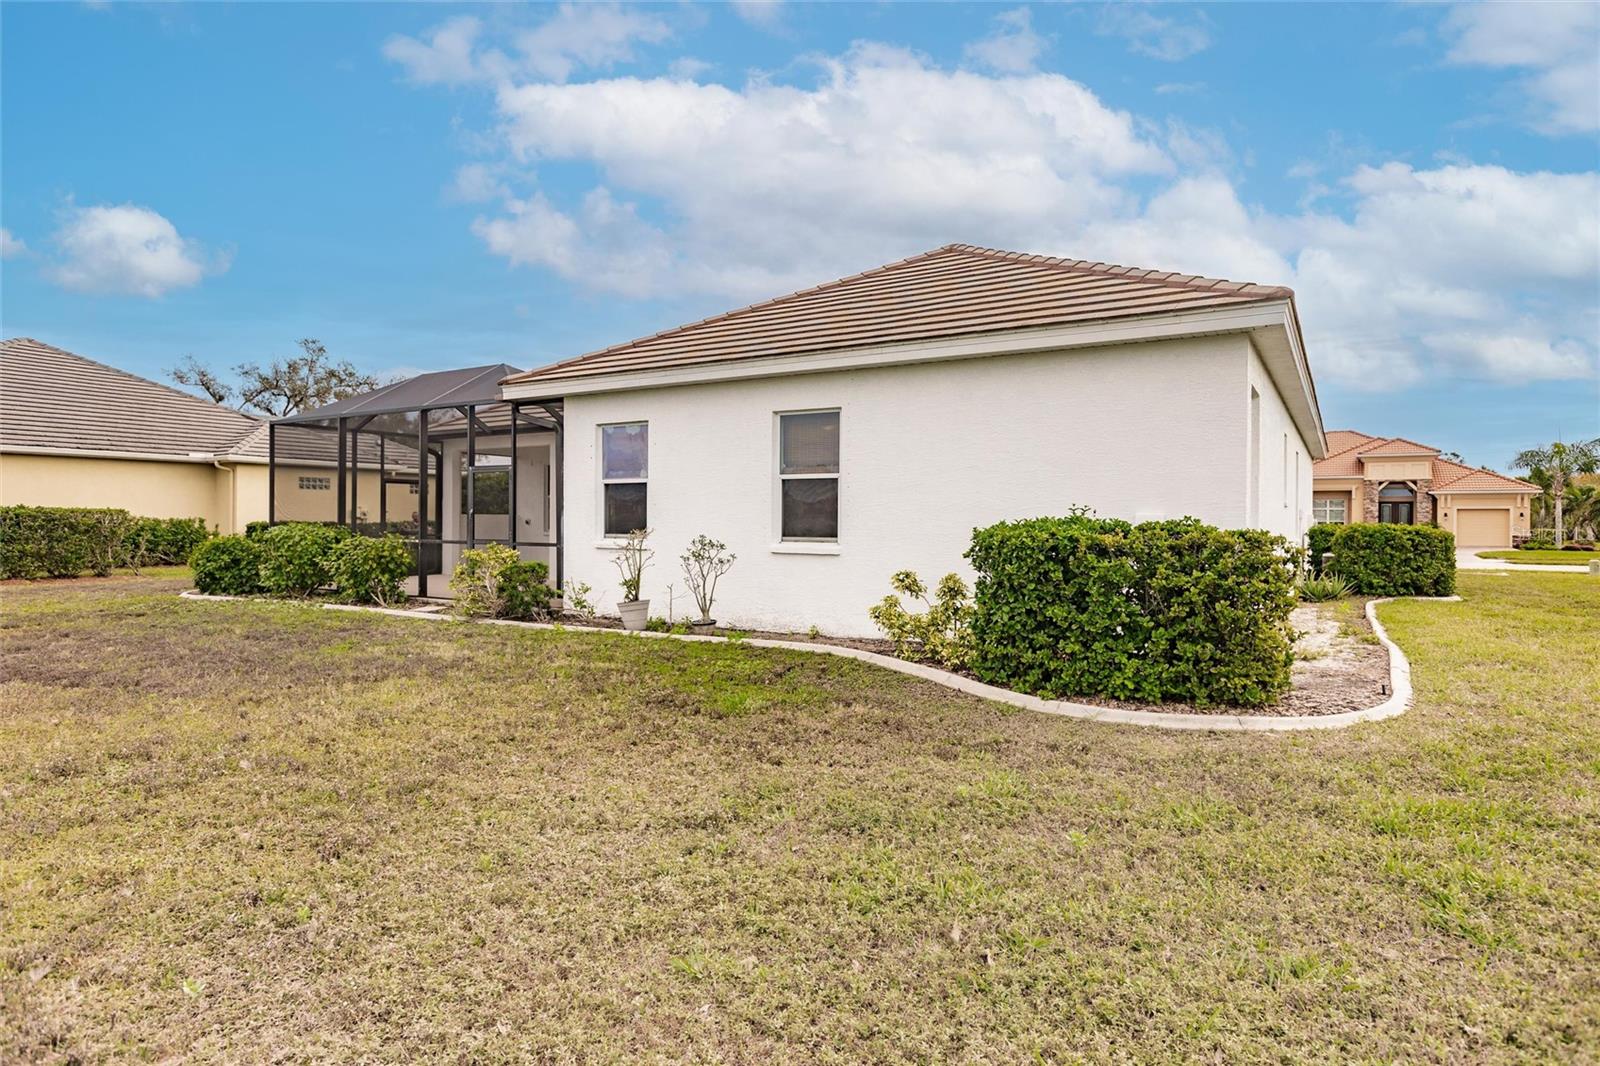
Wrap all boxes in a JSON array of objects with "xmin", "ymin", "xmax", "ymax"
[
  {"xmin": 503, "ymin": 243, "xmax": 1296, "ymax": 387},
  {"xmin": 1, "ymin": 337, "xmax": 264, "ymax": 459}
]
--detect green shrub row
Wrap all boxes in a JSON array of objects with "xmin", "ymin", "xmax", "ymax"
[
  {"xmin": 1, "ymin": 507, "xmax": 217, "ymax": 579},
  {"xmin": 123, "ymin": 516, "xmax": 213, "ymax": 566},
  {"xmin": 965, "ymin": 515, "xmax": 1300, "ymax": 708},
  {"xmin": 1329, "ymin": 524, "xmax": 1455, "ymax": 596},
  {"xmin": 192, "ymin": 523, "xmax": 412, "ymax": 604},
  {"xmin": 0, "ymin": 506, "xmax": 134, "ymax": 578}
]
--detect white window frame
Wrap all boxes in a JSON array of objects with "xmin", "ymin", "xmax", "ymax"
[
  {"xmin": 598, "ymin": 421, "xmax": 648, "ymax": 539},
  {"xmin": 774, "ymin": 408, "xmax": 840, "ymax": 547},
  {"xmin": 1313, "ymin": 497, "xmax": 1347, "ymax": 524}
]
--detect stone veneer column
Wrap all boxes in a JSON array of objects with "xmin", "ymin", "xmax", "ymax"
[
  {"xmin": 1415, "ymin": 479, "xmax": 1434, "ymax": 524},
  {"xmin": 1362, "ymin": 482, "xmax": 1379, "ymax": 523}
]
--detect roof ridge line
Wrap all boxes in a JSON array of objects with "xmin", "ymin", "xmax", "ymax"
[
  {"xmin": 945, "ymin": 243, "xmax": 1294, "ymax": 300},
  {"xmin": 512, "ymin": 247, "xmax": 961, "ymax": 380}
]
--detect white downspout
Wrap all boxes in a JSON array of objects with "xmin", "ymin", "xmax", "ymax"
[{"xmin": 211, "ymin": 457, "xmax": 236, "ymax": 534}]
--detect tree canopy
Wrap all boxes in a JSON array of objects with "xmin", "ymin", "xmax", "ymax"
[{"xmin": 170, "ymin": 339, "xmax": 378, "ymax": 417}]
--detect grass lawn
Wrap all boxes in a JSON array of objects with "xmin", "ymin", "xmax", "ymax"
[
  {"xmin": 3, "ymin": 572, "xmax": 1597, "ymax": 1062},
  {"xmin": 1477, "ymin": 549, "xmax": 1600, "ymax": 565}
]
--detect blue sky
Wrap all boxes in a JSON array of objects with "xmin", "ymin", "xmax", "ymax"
[{"xmin": 2, "ymin": 1, "xmax": 1596, "ymax": 470}]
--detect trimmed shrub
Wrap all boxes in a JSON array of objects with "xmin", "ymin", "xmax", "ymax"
[
  {"xmin": 0, "ymin": 506, "xmax": 135, "ymax": 579},
  {"xmin": 244, "ymin": 520, "xmax": 271, "ymax": 540},
  {"xmin": 868, "ymin": 570, "xmax": 974, "ymax": 671},
  {"xmin": 327, "ymin": 535, "xmax": 412, "ymax": 605},
  {"xmin": 123, "ymin": 516, "xmax": 213, "ymax": 567},
  {"xmin": 965, "ymin": 515, "xmax": 1299, "ymax": 708},
  {"xmin": 1306, "ymin": 522, "xmax": 1339, "ymax": 577},
  {"xmin": 191, "ymin": 535, "xmax": 264, "ymax": 595},
  {"xmin": 450, "ymin": 543, "xmax": 522, "ymax": 618},
  {"xmin": 257, "ymin": 522, "xmax": 346, "ymax": 596},
  {"xmin": 1330, "ymin": 524, "xmax": 1455, "ymax": 596},
  {"xmin": 501, "ymin": 560, "xmax": 556, "ymax": 619}
]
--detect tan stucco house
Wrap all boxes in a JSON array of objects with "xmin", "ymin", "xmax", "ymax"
[
  {"xmin": 1311, "ymin": 429, "xmax": 1538, "ymax": 548},
  {"xmin": 0, "ymin": 338, "xmax": 417, "ymax": 532}
]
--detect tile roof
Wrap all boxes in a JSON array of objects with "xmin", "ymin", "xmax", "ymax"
[
  {"xmin": 0, "ymin": 338, "xmax": 416, "ymax": 469},
  {"xmin": 503, "ymin": 243, "xmax": 1296, "ymax": 387},
  {"xmin": 1323, "ymin": 429, "xmax": 1378, "ymax": 456},
  {"xmin": 1429, "ymin": 459, "xmax": 1538, "ymax": 493},
  {"xmin": 1312, "ymin": 429, "xmax": 1537, "ymax": 493},
  {"xmin": 1, "ymin": 337, "xmax": 263, "ymax": 459},
  {"xmin": 1356, "ymin": 437, "xmax": 1439, "ymax": 457}
]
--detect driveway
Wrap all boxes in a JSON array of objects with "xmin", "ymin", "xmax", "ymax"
[{"xmin": 1456, "ymin": 548, "xmax": 1591, "ymax": 572}]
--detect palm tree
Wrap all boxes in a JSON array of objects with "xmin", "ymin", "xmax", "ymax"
[
  {"xmin": 1564, "ymin": 482, "xmax": 1600, "ymax": 542},
  {"xmin": 1511, "ymin": 438, "xmax": 1600, "ymax": 547}
]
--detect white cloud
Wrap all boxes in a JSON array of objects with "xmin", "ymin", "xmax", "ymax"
[
  {"xmin": 400, "ymin": 32, "xmax": 1597, "ymax": 390},
  {"xmin": 964, "ymin": 7, "xmax": 1047, "ymax": 74},
  {"xmin": 480, "ymin": 43, "xmax": 1168, "ymax": 297},
  {"xmin": 515, "ymin": 4, "xmax": 671, "ymax": 82},
  {"xmin": 384, "ymin": 5, "xmax": 670, "ymax": 87},
  {"xmin": 1154, "ymin": 81, "xmax": 1204, "ymax": 95},
  {"xmin": 448, "ymin": 162, "xmax": 509, "ymax": 203},
  {"xmin": 384, "ymin": 15, "xmax": 492, "ymax": 86},
  {"xmin": 47, "ymin": 204, "xmax": 223, "ymax": 298},
  {"xmin": 1443, "ymin": 2, "xmax": 1599, "ymax": 134},
  {"xmin": 731, "ymin": 1, "xmax": 783, "ymax": 29},
  {"xmin": 669, "ymin": 56, "xmax": 712, "ymax": 80},
  {"xmin": 0, "ymin": 228, "xmax": 25, "ymax": 259},
  {"xmin": 1096, "ymin": 5, "xmax": 1212, "ymax": 62}
]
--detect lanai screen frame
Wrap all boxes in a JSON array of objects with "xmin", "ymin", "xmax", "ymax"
[{"xmin": 268, "ymin": 366, "xmax": 565, "ymax": 598}]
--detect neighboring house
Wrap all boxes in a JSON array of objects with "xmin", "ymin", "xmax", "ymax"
[
  {"xmin": 0, "ymin": 338, "xmax": 417, "ymax": 532},
  {"xmin": 476, "ymin": 243, "xmax": 1323, "ymax": 634},
  {"xmin": 1311, "ymin": 429, "xmax": 1538, "ymax": 548}
]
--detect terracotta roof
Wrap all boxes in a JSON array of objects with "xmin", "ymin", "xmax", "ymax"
[
  {"xmin": 1312, "ymin": 429, "xmax": 1536, "ymax": 493},
  {"xmin": 1323, "ymin": 429, "xmax": 1378, "ymax": 457},
  {"xmin": 0, "ymin": 337, "xmax": 263, "ymax": 459},
  {"xmin": 503, "ymin": 243, "xmax": 1296, "ymax": 387},
  {"xmin": 1429, "ymin": 459, "xmax": 1538, "ymax": 494},
  {"xmin": 1357, "ymin": 437, "xmax": 1439, "ymax": 457}
]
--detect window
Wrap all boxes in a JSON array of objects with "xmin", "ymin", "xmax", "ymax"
[
  {"xmin": 1312, "ymin": 497, "xmax": 1347, "ymax": 524},
  {"xmin": 298, "ymin": 476, "xmax": 330, "ymax": 491},
  {"xmin": 600, "ymin": 422, "xmax": 647, "ymax": 535},
  {"xmin": 778, "ymin": 410, "xmax": 839, "ymax": 540}
]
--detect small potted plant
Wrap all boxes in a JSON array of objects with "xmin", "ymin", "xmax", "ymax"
[
  {"xmin": 612, "ymin": 528, "xmax": 653, "ymax": 631},
  {"xmin": 680, "ymin": 534, "xmax": 736, "ymax": 635}
]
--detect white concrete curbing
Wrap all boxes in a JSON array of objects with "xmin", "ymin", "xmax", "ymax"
[{"xmin": 178, "ymin": 591, "xmax": 1460, "ymax": 733}]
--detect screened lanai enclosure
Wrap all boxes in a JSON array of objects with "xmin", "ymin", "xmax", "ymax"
[{"xmin": 268, "ymin": 365, "xmax": 563, "ymax": 598}]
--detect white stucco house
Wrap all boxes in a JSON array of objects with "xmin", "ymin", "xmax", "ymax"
[{"xmin": 273, "ymin": 244, "xmax": 1325, "ymax": 636}]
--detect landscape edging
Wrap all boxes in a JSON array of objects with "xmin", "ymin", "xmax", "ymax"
[{"xmin": 177, "ymin": 591, "xmax": 1460, "ymax": 732}]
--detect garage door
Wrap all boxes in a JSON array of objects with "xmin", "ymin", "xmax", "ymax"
[{"xmin": 1456, "ymin": 508, "xmax": 1511, "ymax": 547}]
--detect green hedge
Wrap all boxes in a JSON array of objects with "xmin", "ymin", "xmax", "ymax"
[
  {"xmin": 123, "ymin": 516, "xmax": 213, "ymax": 566},
  {"xmin": 191, "ymin": 536, "xmax": 264, "ymax": 596},
  {"xmin": 326, "ymin": 535, "xmax": 412, "ymax": 605},
  {"xmin": 965, "ymin": 515, "xmax": 1299, "ymax": 708},
  {"xmin": 256, "ymin": 522, "xmax": 351, "ymax": 596},
  {"xmin": 0, "ymin": 506, "xmax": 135, "ymax": 578},
  {"xmin": 1330, "ymin": 524, "xmax": 1456, "ymax": 596},
  {"xmin": 1306, "ymin": 522, "xmax": 1339, "ymax": 577}
]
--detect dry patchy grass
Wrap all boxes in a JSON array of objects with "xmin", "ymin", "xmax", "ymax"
[{"xmin": 1, "ymin": 571, "xmax": 1597, "ymax": 1063}]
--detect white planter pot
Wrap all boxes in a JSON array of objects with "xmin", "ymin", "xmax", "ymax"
[
  {"xmin": 618, "ymin": 599, "xmax": 651, "ymax": 631},
  {"xmin": 689, "ymin": 619, "xmax": 717, "ymax": 635}
]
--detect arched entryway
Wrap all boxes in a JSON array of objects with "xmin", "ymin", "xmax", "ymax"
[{"xmin": 1377, "ymin": 482, "xmax": 1415, "ymax": 524}]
